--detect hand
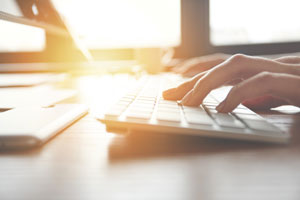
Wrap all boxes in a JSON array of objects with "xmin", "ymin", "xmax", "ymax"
[
  {"xmin": 164, "ymin": 54, "xmax": 300, "ymax": 112},
  {"xmin": 242, "ymin": 56, "xmax": 300, "ymax": 110},
  {"xmin": 173, "ymin": 53, "xmax": 229, "ymax": 77}
]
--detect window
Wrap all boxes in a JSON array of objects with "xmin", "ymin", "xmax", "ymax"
[{"xmin": 210, "ymin": 0, "xmax": 300, "ymax": 46}]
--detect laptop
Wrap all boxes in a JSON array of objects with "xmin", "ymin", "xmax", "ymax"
[{"xmin": 98, "ymin": 74, "xmax": 290, "ymax": 144}]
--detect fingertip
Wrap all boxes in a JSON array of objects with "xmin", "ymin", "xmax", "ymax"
[
  {"xmin": 216, "ymin": 100, "xmax": 236, "ymax": 113},
  {"xmin": 220, "ymin": 106, "xmax": 235, "ymax": 113}
]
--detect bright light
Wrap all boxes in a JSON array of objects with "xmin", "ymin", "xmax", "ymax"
[
  {"xmin": 210, "ymin": 0, "xmax": 300, "ymax": 45},
  {"xmin": 0, "ymin": 19, "xmax": 45, "ymax": 52},
  {"xmin": 0, "ymin": 0, "xmax": 45, "ymax": 52},
  {"xmin": 52, "ymin": 0, "xmax": 181, "ymax": 49}
]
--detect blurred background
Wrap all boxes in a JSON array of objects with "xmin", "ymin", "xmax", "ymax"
[{"xmin": 1, "ymin": 0, "xmax": 300, "ymax": 65}]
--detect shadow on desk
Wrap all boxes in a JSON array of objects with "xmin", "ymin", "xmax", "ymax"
[{"xmin": 108, "ymin": 132, "xmax": 283, "ymax": 163}]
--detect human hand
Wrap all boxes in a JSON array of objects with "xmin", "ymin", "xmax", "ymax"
[
  {"xmin": 241, "ymin": 56, "xmax": 300, "ymax": 110},
  {"xmin": 164, "ymin": 54, "xmax": 300, "ymax": 112},
  {"xmin": 173, "ymin": 53, "xmax": 229, "ymax": 77}
]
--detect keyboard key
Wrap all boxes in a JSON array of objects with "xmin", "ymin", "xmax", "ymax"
[
  {"xmin": 157, "ymin": 109, "xmax": 181, "ymax": 117},
  {"xmin": 158, "ymin": 103, "xmax": 179, "ymax": 108},
  {"xmin": 127, "ymin": 107, "xmax": 153, "ymax": 114},
  {"xmin": 185, "ymin": 112, "xmax": 214, "ymax": 125},
  {"xmin": 136, "ymin": 96, "xmax": 156, "ymax": 100},
  {"xmin": 233, "ymin": 108, "xmax": 256, "ymax": 115},
  {"xmin": 243, "ymin": 119, "xmax": 281, "ymax": 132},
  {"xmin": 203, "ymin": 105, "xmax": 217, "ymax": 111},
  {"xmin": 158, "ymin": 106, "xmax": 179, "ymax": 112},
  {"xmin": 105, "ymin": 107, "xmax": 125, "ymax": 119},
  {"xmin": 213, "ymin": 113, "xmax": 245, "ymax": 128},
  {"xmin": 158, "ymin": 100, "xmax": 177, "ymax": 104},
  {"xmin": 156, "ymin": 112, "xmax": 181, "ymax": 122},
  {"xmin": 202, "ymin": 95, "xmax": 219, "ymax": 106},
  {"xmin": 183, "ymin": 106, "xmax": 206, "ymax": 114},
  {"xmin": 126, "ymin": 112, "xmax": 152, "ymax": 120},
  {"xmin": 132, "ymin": 103, "xmax": 154, "ymax": 108},
  {"xmin": 157, "ymin": 107, "xmax": 180, "ymax": 114},
  {"xmin": 234, "ymin": 113, "xmax": 263, "ymax": 121}
]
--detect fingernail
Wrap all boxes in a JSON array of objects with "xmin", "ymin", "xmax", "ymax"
[{"xmin": 216, "ymin": 100, "xmax": 226, "ymax": 112}]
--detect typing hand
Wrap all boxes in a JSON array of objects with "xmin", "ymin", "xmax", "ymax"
[
  {"xmin": 173, "ymin": 53, "xmax": 229, "ymax": 77},
  {"xmin": 164, "ymin": 54, "xmax": 300, "ymax": 112}
]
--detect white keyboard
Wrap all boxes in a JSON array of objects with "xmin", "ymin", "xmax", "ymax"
[{"xmin": 99, "ymin": 74, "xmax": 289, "ymax": 144}]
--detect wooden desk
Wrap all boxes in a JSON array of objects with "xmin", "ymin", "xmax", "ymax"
[{"xmin": 1, "ymin": 75, "xmax": 299, "ymax": 200}]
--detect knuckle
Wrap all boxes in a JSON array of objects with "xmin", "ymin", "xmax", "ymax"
[
  {"xmin": 258, "ymin": 72, "xmax": 274, "ymax": 82},
  {"xmin": 227, "ymin": 54, "xmax": 249, "ymax": 76},
  {"xmin": 229, "ymin": 54, "xmax": 248, "ymax": 64}
]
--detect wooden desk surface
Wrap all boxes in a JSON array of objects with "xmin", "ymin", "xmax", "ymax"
[{"xmin": 1, "ymin": 75, "xmax": 300, "ymax": 200}]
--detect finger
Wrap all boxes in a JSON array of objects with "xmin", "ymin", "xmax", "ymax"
[
  {"xmin": 226, "ymin": 78, "xmax": 244, "ymax": 85},
  {"xmin": 180, "ymin": 55, "xmax": 245, "ymax": 106},
  {"xmin": 182, "ymin": 68, "xmax": 206, "ymax": 77},
  {"xmin": 242, "ymin": 95, "xmax": 288, "ymax": 110},
  {"xmin": 217, "ymin": 72, "xmax": 300, "ymax": 113},
  {"xmin": 181, "ymin": 54, "xmax": 287, "ymax": 106},
  {"xmin": 275, "ymin": 56, "xmax": 300, "ymax": 64},
  {"xmin": 162, "ymin": 72, "xmax": 206, "ymax": 100},
  {"xmin": 173, "ymin": 57, "xmax": 201, "ymax": 73},
  {"xmin": 173, "ymin": 54, "xmax": 228, "ymax": 74},
  {"xmin": 173, "ymin": 60, "xmax": 188, "ymax": 73},
  {"xmin": 180, "ymin": 58, "xmax": 225, "ymax": 76}
]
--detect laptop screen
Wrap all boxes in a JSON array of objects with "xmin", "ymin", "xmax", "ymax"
[{"xmin": 210, "ymin": 0, "xmax": 300, "ymax": 46}]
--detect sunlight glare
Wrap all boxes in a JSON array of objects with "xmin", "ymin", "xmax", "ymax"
[{"xmin": 52, "ymin": 0, "xmax": 181, "ymax": 49}]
